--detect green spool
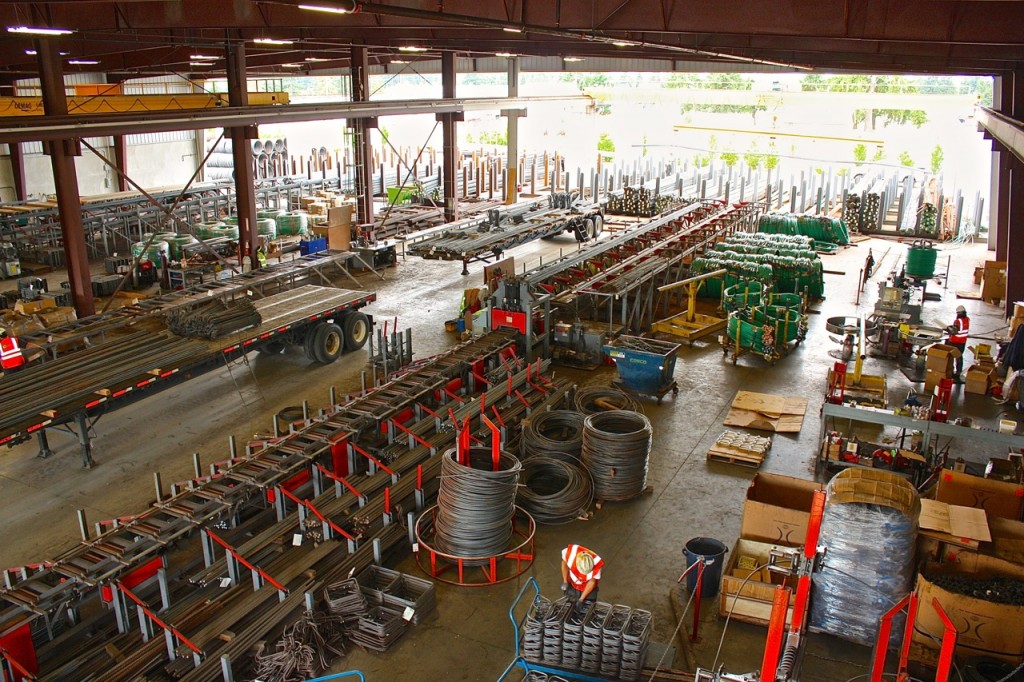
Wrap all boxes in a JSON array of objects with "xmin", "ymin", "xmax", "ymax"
[
  {"xmin": 906, "ymin": 243, "xmax": 938, "ymax": 279},
  {"xmin": 276, "ymin": 212, "xmax": 309, "ymax": 236},
  {"xmin": 222, "ymin": 216, "xmax": 239, "ymax": 226},
  {"xmin": 219, "ymin": 225, "xmax": 240, "ymax": 240},
  {"xmin": 132, "ymin": 240, "xmax": 169, "ymax": 263},
  {"xmin": 166, "ymin": 235, "xmax": 197, "ymax": 260},
  {"xmin": 258, "ymin": 210, "xmax": 286, "ymax": 220},
  {"xmin": 256, "ymin": 218, "xmax": 277, "ymax": 237}
]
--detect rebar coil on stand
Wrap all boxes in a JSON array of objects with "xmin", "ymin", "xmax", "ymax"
[
  {"xmin": 434, "ymin": 447, "xmax": 522, "ymax": 560},
  {"xmin": 521, "ymin": 410, "xmax": 586, "ymax": 462},
  {"xmin": 581, "ymin": 411, "xmax": 652, "ymax": 502},
  {"xmin": 517, "ymin": 456, "xmax": 593, "ymax": 524}
]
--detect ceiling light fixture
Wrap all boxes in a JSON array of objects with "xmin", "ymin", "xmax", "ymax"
[
  {"xmin": 281, "ymin": 63, "xmax": 304, "ymax": 68},
  {"xmin": 67, "ymin": 59, "xmax": 100, "ymax": 65},
  {"xmin": 612, "ymin": 41, "xmax": 634, "ymax": 47},
  {"xmin": 189, "ymin": 62, "xmax": 213, "ymax": 67},
  {"xmin": 24, "ymin": 49, "xmax": 36, "ymax": 55},
  {"xmin": 304, "ymin": 57, "xmax": 330, "ymax": 62},
  {"xmin": 495, "ymin": 53, "xmax": 517, "ymax": 58},
  {"xmin": 503, "ymin": 27, "xmax": 523, "ymax": 33},
  {"xmin": 398, "ymin": 46, "xmax": 426, "ymax": 53},
  {"xmin": 390, "ymin": 59, "xmax": 410, "ymax": 64},
  {"xmin": 253, "ymin": 38, "xmax": 293, "ymax": 46},
  {"xmin": 190, "ymin": 54, "xmax": 218, "ymax": 60},
  {"xmin": 298, "ymin": 3, "xmax": 351, "ymax": 14},
  {"xmin": 7, "ymin": 26, "xmax": 74, "ymax": 36},
  {"xmin": 563, "ymin": 56, "xmax": 583, "ymax": 62}
]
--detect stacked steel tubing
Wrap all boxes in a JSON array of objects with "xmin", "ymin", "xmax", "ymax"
[
  {"xmin": 0, "ymin": 330, "xmax": 517, "ymax": 630},
  {"xmin": 0, "ymin": 330, "xmax": 209, "ymax": 430},
  {"xmin": 28, "ymin": 360, "xmax": 567, "ymax": 680}
]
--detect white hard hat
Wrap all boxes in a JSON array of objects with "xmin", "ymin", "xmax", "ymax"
[
  {"xmin": 575, "ymin": 552, "xmax": 594, "ymax": 573},
  {"xmin": 956, "ymin": 305, "xmax": 966, "ymax": 314}
]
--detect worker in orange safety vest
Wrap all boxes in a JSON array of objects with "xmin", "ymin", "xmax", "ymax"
[
  {"xmin": 560, "ymin": 544, "xmax": 603, "ymax": 609},
  {"xmin": 946, "ymin": 305, "xmax": 970, "ymax": 383},
  {"xmin": 0, "ymin": 328, "xmax": 26, "ymax": 373}
]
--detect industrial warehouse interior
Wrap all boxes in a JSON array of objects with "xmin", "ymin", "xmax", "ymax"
[{"xmin": 0, "ymin": 2, "xmax": 1023, "ymax": 682}]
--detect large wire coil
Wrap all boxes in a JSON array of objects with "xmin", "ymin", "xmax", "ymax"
[
  {"xmin": 434, "ymin": 447, "xmax": 522, "ymax": 559},
  {"xmin": 581, "ymin": 411, "xmax": 652, "ymax": 502},
  {"xmin": 517, "ymin": 456, "xmax": 593, "ymax": 524},
  {"xmin": 575, "ymin": 385, "xmax": 640, "ymax": 415},
  {"xmin": 521, "ymin": 410, "xmax": 587, "ymax": 462}
]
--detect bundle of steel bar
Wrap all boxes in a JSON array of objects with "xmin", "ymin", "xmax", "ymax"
[{"xmin": 166, "ymin": 298, "xmax": 262, "ymax": 339}]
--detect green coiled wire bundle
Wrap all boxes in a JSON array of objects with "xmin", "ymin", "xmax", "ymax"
[
  {"xmin": 726, "ymin": 304, "xmax": 808, "ymax": 359},
  {"xmin": 193, "ymin": 221, "xmax": 224, "ymax": 239},
  {"xmin": 918, "ymin": 204, "xmax": 938, "ymax": 236},
  {"xmin": 276, "ymin": 212, "xmax": 309, "ymax": 236},
  {"xmin": 723, "ymin": 281, "xmax": 765, "ymax": 312},
  {"xmin": 758, "ymin": 213, "xmax": 799, "ymax": 235},
  {"xmin": 796, "ymin": 216, "xmax": 850, "ymax": 245}
]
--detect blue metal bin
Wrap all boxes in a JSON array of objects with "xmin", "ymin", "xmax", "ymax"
[{"xmin": 602, "ymin": 336, "xmax": 682, "ymax": 396}]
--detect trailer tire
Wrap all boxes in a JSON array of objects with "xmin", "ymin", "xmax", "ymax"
[
  {"xmin": 343, "ymin": 312, "xmax": 370, "ymax": 351},
  {"xmin": 584, "ymin": 217, "xmax": 596, "ymax": 240},
  {"xmin": 312, "ymin": 323, "xmax": 344, "ymax": 364},
  {"xmin": 593, "ymin": 213, "xmax": 604, "ymax": 236}
]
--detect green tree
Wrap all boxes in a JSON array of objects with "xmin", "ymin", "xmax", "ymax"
[
  {"xmin": 872, "ymin": 146, "xmax": 886, "ymax": 162},
  {"xmin": 898, "ymin": 151, "xmax": 914, "ymax": 167},
  {"xmin": 853, "ymin": 143, "xmax": 867, "ymax": 164},
  {"xmin": 721, "ymin": 150, "xmax": 739, "ymax": 167},
  {"xmin": 743, "ymin": 142, "xmax": 763, "ymax": 169},
  {"xmin": 930, "ymin": 145, "xmax": 944, "ymax": 174},
  {"xmin": 763, "ymin": 150, "xmax": 780, "ymax": 171},
  {"xmin": 597, "ymin": 133, "xmax": 615, "ymax": 158}
]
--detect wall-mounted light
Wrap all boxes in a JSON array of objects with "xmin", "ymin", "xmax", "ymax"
[{"xmin": 7, "ymin": 26, "xmax": 74, "ymax": 36}]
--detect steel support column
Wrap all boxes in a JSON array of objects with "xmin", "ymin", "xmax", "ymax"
[
  {"xmin": 503, "ymin": 58, "xmax": 525, "ymax": 206},
  {"xmin": 350, "ymin": 46, "xmax": 377, "ymax": 226},
  {"xmin": 226, "ymin": 42, "xmax": 259, "ymax": 268},
  {"xmin": 439, "ymin": 52, "xmax": 461, "ymax": 223},
  {"xmin": 113, "ymin": 135, "xmax": 129, "ymax": 192},
  {"xmin": 37, "ymin": 39, "xmax": 95, "ymax": 317},
  {"xmin": 8, "ymin": 142, "xmax": 26, "ymax": 201},
  {"xmin": 1008, "ymin": 157, "xmax": 1024, "ymax": 315}
]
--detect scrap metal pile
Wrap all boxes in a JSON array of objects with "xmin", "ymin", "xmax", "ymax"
[{"xmin": 0, "ymin": 329, "xmax": 576, "ymax": 681}]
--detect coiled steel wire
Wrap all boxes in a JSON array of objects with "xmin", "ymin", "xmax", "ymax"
[
  {"xmin": 521, "ymin": 410, "xmax": 586, "ymax": 462},
  {"xmin": 574, "ymin": 385, "xmax": 640, "ymax": 415},
  {"xmin": 517, "ymin": 456, "xmax": 593, "ymax": 524},
  {"xmin": 582, "ymin": 411, "xmax": 652, "ymax": 502},
  {"xmin": 434, "ymin": 446, "xmax": 522, "ymax": 559}
]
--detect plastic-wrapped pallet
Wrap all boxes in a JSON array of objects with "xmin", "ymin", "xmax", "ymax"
[{"xmin": 810, "ymin": 468, "xmax": 920, "ymax": 647}]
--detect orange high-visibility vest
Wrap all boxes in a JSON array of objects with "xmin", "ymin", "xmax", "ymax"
[
  {"xmin": 950, "ymin": 316, "xmax": 970, "ymax": 344},
  {"xmin": 0, "ymin": 337, "xmax": 25, "ymax": 370},
  {"xmin": 562, "ymin": 544, "xmax": 604, "ymax": 589}
]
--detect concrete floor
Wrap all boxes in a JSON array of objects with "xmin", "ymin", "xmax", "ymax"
[{"xmin": 0, "ymin": 230, "xmax": 1018, "ymax": 681}]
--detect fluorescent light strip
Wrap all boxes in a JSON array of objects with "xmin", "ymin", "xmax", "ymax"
[
  {"xmin": 189, "ymin": 62, "xmax": 213, "ymax": 67},
  {"xmin": 305, "ymin": 57, "xmax": 329, "ymax": 62},
  {"xmin": 190, "ymin": 54, "xmax": 218, "ymax": 60},
  {"xmin": 7, "ymin": 26, "xmax": 74, "ymax": 36},
  {"xmin": 503, "ymin": 27, "xmax": 522, "ymax": 33},
  {"xmin": 495, "ymin": 53, "xmax": 516, "ymax": 58},
  {"xmin": 390, "ymin": 59, "xmax": 410, "ymax": 64},
  {"xmin": 398, "ymin": 46, "xmax": 426, "ymax": 53},
  {"xmin": 563, "ymin": 57, "xmax": 583, "ymax": 62},
  {"xmin": 68, "ymin": 60, "xmax": 100, "ymax": 65},
  {"xmin": 298, "ymin": 4, "xmax": 350, "ymax": 14},
  {"xmin": 254, "ymin": 38, "xmax": 293, "ymax": 46},
  {"xmin": 281, "ymin": 63, "xmax": 305, "ymax": 68}
]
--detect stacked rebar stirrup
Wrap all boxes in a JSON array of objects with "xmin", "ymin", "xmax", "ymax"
[
  {"xmin": 600, "ymin": 604, "xmax": 633, "ymax": 679},
  {"xmin": 574, "ymin": 385, "xmax": 640, "ymax": 415},
  {"xmin": 522, "ymin": 596, "xmax": 552, "ymax": 663},
  {"xmin": 521, "ymin": 410, "xmax": 586, "ymax": 462},
  {"xmin": 166, "ymin": 298, "xmax": 262, "ymax": 339},
  {"xmin": 434, "ymin": 446, "xmax": 522, "ymax": 560},
  {"xmin": 580, "ymin": 601, "xmax": 612, "ymax": 673},
  {"xmin": 582, "ymin": 411, "xmax": 652, "ymax": 502},
  {"xmin": 249, "ymin": 610, "xmax": 346, "ymax": 682},
  {"xmin": 517, "ymin": 457, "xmax": 593, "ymax": 525}
]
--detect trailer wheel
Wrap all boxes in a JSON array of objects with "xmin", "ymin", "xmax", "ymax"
[
  {"xmin": 593, "ymin": 213, "xmax": 604, "ymax": 236},
  {"xmin": 584, "ymin": 217, "xmax": 596, "ymax": 240},
  {"xmin": 312, "ymin": 323, "xmax": 344, "ymax": 363},
  {"xmin": 303, "ymin": 327, "xmax": 319, "ymax": 361},
  {"xmin": 343, "ymin": 312, "xmax": 370, "ymax": 351}
]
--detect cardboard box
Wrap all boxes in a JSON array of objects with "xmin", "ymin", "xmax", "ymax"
[
  {"xmin": 989, "ymin": 517, "xmax": 1024, "ymax": 564},
  {"xmin": 741, "ymin": 473, "xmax": 823, "ymax": 545},
  {"xmin": 926, "ymin": 343, "xmax": 961, "ymax": 374},
  {"xmin": 720, "ymin": 539, "xmax": 796, "ymax": 627},
  {"xmin": 925, "ymin": 369, "xmax": 947, "ymax": 393},
  {"xmin": 1011, "ymin": 317, "xmax": 1023, "ymax": 338},
  {"xmin": 34, "ymin": 305, "xmax": 76, "ymax": 329},
  {"xmin": 936, "ymin": 469, "xmax": 1024, "ymax": 520},
  {"xmin": 981, "ymin": 260, "xmax": 1007, "ymax": 304},
  {"xmin": 327, "ymin": 204, "xmax": 353, "ymax": 229},
  {"xmin": 1013, "ymin": 302, "xmax": 1024, "ymax": 319},
  {"xmin": 914, "ymin": 555, "xmax": 1024, "ymax": 664},
  {"xmin": 13, "ymin": 297, "xmax": 56, "ymax": 315},
  {"xmin": 965, "ymin": 365, "xmax": 994, "ymax": 395}
]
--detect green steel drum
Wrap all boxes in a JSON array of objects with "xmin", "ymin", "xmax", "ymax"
[{"xmin": 906, "ymin": 243, "xmax": 938, "ymax": 279}]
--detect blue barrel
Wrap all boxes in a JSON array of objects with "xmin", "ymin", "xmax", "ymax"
[{"xmin": 683, "ymin": 537, "xmax": 728, "ymax": 598}]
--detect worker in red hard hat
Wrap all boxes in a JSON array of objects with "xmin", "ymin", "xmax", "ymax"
[
  {"xmin": 0, "ymin": 328, "xmax": 26, "ymax": 374},
  {"xmin": 946, "ymin": 305, "xmax": 970, "ymax": 383},
  {"xmin": 560, "ymin": 544, "xmax": 603, "ymax": 609}
]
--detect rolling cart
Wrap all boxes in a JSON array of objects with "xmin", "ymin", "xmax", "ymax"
[{"xmin": 602, "ymin": 336, "xmax": 682, "ymax": 404}]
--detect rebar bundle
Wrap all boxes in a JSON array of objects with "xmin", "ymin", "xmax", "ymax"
[
  {"xmin": 248, "ymin": 610, "xmax": 346, "ymax": 682},
  {"xmin": 517, "ymin": 456, "xmax": 593, "ymax": 524},
  {"xmin": 434, "ymin": 446, "xmax": 522, "ymax": 558},
  {"xmin": 582, "ymin": 411, "xmax": 652, "ymax": 502},
  {"xmin": 166, "ymin": 299, "xmax": 262, "ymax": 339},
  {"xmin": 521, "ymin": 410, "xmax": 586, "ymax": 461}
]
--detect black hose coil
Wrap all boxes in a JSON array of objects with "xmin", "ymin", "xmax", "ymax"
[
  {"xmin": 581, "ymin": 410, "xmax": 652, "ymax": 502},
  {"xmin": 575, "ymin": 385, "xmax": 640, "ymax": 415},
  {"xmin": 517, "ymin": 456, "xmax": 593, "ymax": 524},
  {"xmin": 521, "ymin": 410, "xmax": 587, "ymax": 462},
  {"xmin": 434, "ymin": 446, "xmax": 522, "ymax": 559}
]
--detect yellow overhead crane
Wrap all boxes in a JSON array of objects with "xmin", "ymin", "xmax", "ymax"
[{"xmin": 0, "ymin": 92, "xmax": 290, "ymax": 117}]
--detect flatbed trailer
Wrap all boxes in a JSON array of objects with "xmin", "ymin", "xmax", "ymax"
[{"xmin": 0, "ymin": 284, "xmax": 375, "ymax": 466}]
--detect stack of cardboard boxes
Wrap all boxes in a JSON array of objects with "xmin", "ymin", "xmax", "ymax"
[
  {"xmin": 965, "ymin": 343, "xmax": 998, "ymax": 395},
  {"xmin": 719, "ymin": 473, "xmax": 823, "ymax": 626},
  {"xmin": 925, "ymin": 343, "xmax": 961, "ymax": 393},
  {"xmin": 981, "ymin": 260, "xmax": 1007, "ymax": 305}
]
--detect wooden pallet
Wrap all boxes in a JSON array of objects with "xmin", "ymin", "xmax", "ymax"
[
  {"xmin": 706, "ymin": 430, "xmax": 772, "ymax": 468},
  {"xmin": 707, "ymin": 445, "xmax": 764, "ymax": 468}
]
